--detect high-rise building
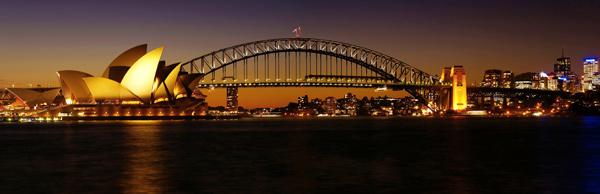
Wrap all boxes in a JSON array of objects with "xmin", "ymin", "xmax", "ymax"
[
  {"xmin": 583, "ymin": 57, "xmax": 599, "ymax": 92},
  {"xmin": 481, "ymin": 69, "xmax": 502, "ymax": 87},
  {"xmin": 226, "ymin": 87, "xmax": 238, "ymax": 111},
  {"xmin": 554, "ymin": 50, "xmax": 571, "ymax": 77}
]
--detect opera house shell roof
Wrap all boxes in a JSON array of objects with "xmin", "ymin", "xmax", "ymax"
[
  {"xmin": 1, "ymin": 44, "xmax": 203, "ymax": 112},
  {"xmin": 56, "ymin": 44, "xmax": 190, "ymax": 105},
  {"xmin": 3, "ymin": 87, "xmax": 61, "ymax": 109}
]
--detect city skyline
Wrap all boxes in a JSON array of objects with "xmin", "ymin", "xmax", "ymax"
[{"xmin": 2, "ymin": 0, "xmax": 600, "ymax": 107}]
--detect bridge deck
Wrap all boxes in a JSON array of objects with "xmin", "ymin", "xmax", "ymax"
[{"xmin": 196, "ymin": 81, "xmax": 447, "ymax": 90}]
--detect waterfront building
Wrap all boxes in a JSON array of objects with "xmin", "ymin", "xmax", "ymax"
[
  {"xmin": 5, "ymin": 44, "xmax": 207, "ymax": 117},
  {"xmin": 226, "ymin": 87, "xmax": 239, "ymax": 111},
  {"xmin": 514, "ymin": 72, "xmax": 539, "ymax": 89},
  {"xmin": 481, "ymin": 69, "xmax": 502, "ymax": 87},
  {"xmin": 56, "ymin": 45, "xmax": 197, "ymax": 105},
  {"xmin": 0, "ymin": 89, "xmax": 14, "ymax": 107},
  {"xmin": 297, "ymin": 95, "xmax": 309, "ymax": 109},
  {"xmin": 338, "ymin": 93, "xmax": 357, "ymax": 115},
  {"xmin": 2, "ymin": 87, "xmax": 60, "ymax": 110},
  {"xmin": 322, "ymin": 97, "xmax": 337, "ymax": 115},
  {"xmin": 501, "ymin": 71, "xmax": 515, "ymax": 88},
  {"xmin": 480, "ymin": 69, "xmax": 513, "ymax": 88}
]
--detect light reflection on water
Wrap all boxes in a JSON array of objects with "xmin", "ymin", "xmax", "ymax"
[
  {"xmin": 1, "ymin": 117, "xmax": 600, "ymax": 193},
  {"xmin": 121, "ymin": 125, "xmax": 164, "ymax": 194}
]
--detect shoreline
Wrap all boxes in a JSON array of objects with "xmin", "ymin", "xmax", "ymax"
[{"xmin": 1, "ymin": 113, "xmax": 595, "ymax": 123}]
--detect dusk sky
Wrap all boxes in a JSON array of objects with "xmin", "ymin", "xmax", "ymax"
[{"xmin": 2, "ymin": 0, "xmax": 600, "ymax": 107}]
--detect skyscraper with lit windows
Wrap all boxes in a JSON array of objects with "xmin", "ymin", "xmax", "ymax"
[
  {"xmin": 554, "ymin": 50, "xmax": 571, "ymax": 77},
  {"xmin": 583, "ymin": 57, "xmax": 599, "ymax": 92}
]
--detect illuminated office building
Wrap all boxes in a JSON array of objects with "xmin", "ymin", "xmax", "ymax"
[
  {"xmin": 481, "ymin": 69, "xmax": 502, "ymax": 87},
  {"xmin": 583, "ymin": 57, "xmax": 599, "ymax": 91},
  {"xmin": 501, "ymin": 71, "xmax": 515, "ymax": 88},
  {"xmin": 554, "ymin": 51, "xmax": 571, "ymax": 77}
]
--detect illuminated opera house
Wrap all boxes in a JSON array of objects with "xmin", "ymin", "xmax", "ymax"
[{"xmin": 3, "ymin": 44, "xmax": 207, "ymax": 118}]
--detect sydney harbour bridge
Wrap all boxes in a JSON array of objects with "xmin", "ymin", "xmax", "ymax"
[{"xmin": 177, "ymin": 38, "xmax": 566, "ymax": 112}]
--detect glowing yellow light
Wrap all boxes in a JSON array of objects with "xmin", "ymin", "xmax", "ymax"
[
  {"xmin": 102, "ymin": 44, "xmax": 148, "ymax": 78},
  {"xmin": 57, "ymin": 70, "xmax": 94, "ymax": 104},
  {"xmin": 156, "ymin": 63, "xmax": 181, "ymax": 100},
  {"xmin": 83, "ymin": 77, "xmax": 141, "ymax": 101},
  {"xmin": 120, "ymin": 47, "xmax": 164, "ymax": 103},
  {"xmin": 450, "ymin": 66, "xmax": 467, "ymax": 111}
]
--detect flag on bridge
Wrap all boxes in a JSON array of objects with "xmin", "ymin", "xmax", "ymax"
[{"xmin": 292, "ymin": 26, "xmax": 301, "ymax": 38}]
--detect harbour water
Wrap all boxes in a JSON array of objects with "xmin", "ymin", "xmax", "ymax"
[{"xmin": 1, "ymin": 117, "xmax": 600, "ymax": 193}]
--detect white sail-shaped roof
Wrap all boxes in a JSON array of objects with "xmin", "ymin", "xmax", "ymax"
[
  {"xmin": 6, "ymin": 88, "xmax": 60, "ymax": 108},
  {"xmin": 120, "ymin": 47, "xmax": 163, "ymax": 103},
  {"xmin": 83, "ymin": 77, "xmax": 140, "ymax": 101},
  {"xmin": 172, "ymin": 76, "xmax": 189, "ymax": 99},
  {"xmin": 101, "ymin": 44, "xmax": 147, "ymax": 79},
  {"xmin": 57, "ymin": 70, "xmax": 93, "ymax": 104},
  {"xmin": 155, "ymin": 63, "xmax": 182, "ymax": 100}
]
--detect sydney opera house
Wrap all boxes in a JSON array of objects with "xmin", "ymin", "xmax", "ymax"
[{"xmin": 1, "ymin": 45, "xmax": 207, "ymax": 119}]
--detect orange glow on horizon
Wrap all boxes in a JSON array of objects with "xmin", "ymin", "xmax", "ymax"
[{"xmin": 201, "ymin": 87, "xmax": 410, "ymax": 108}]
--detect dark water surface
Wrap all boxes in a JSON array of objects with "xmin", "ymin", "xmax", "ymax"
[{"xmin": 1, "ymin": 117, "xmax": 600, "ymax": 193}]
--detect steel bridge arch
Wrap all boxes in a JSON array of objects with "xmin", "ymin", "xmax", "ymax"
[{"xmin": 180, "ymin": 38, "xmax": 442, "ymax": 86}]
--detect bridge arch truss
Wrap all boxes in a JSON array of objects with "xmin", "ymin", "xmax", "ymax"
[{"xmin": 180, "ymin": 38, "xmax": 448, "ymax": 110}]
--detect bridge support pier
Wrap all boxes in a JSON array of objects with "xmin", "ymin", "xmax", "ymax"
[{"xmin": 437, "ymin": 87, "xmax": 452, "ymax": 111}]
